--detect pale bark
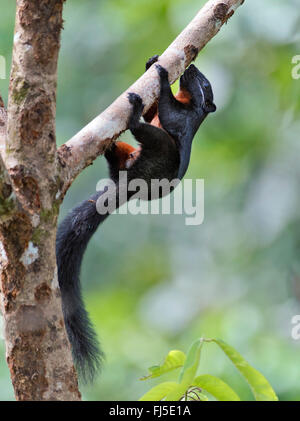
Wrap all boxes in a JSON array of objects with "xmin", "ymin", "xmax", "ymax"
[
  {"xmin": 0, "ymin": 0, "xmax": 244, "ymax": 401},
  {"xmin": 56, "ymin": 0, "xmax": 244, "ymax": 195}
]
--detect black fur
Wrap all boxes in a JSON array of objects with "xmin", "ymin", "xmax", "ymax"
[
  {"xmin": 106, "ymin": 92, "xmax": 180, "ymax": 195},
  {"xmin": 56, "ymin": 58, "xmax": 216, "ymax": 382},
  {"xmin": 56, "ymin": 192, "xmax": 107, "ymax": 382},
  {"xmin": 144, "ymin": 56, "xmax": 216, "ymax": 179}
]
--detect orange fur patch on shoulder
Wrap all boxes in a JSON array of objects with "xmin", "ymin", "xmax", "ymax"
[
  {"xmin": 114, "ymin": 142, "xmax": 139, "ymax": 169},
  {"xmin": 175, "ymin": 88, "xmax": 192, "ymax": 104}
]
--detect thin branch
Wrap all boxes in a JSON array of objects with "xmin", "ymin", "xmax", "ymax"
[{"xmin": 56, "ymin": 0, "xmax": 244, "ymax": 195}]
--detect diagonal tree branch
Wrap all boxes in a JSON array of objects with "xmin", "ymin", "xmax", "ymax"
[{"xmin": 56, "ymin": 0, "xmax": 244, "ymax": 195}]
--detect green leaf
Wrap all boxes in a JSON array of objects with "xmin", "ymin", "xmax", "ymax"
[
  {"xmin": 179, "ymin": 338, "xmax": 204, "ymax": 384},
  {"xmin": 164, "ymin": 382, "xmax": 191, "ymax": 401},
  {"xmin": 141, "ymin": 350, "xmax": 186, "ymax": 380},
  {"xmin": 163, "ymin": 339, "xmax": 204, "ymax": 401},
  {"xmin": 139, "ymin": 382, "xmax": 178, "ymax": 401},
  {"xmin": 193, "ymin": 374, "xmax": 240, "ymax": 401},
  {"xmin": 212, "ymin": 339, "xmax": 278, "ymax": 401}
]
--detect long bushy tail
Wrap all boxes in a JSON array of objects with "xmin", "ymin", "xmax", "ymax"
[{"xmin": 56, "ymin": 191, "xmax": 108, "ymax": 382}]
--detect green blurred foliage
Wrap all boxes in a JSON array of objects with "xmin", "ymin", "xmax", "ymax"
[
  {"xmin": 139, "ymin": 339, "xmax": 278, "ymax": 401},
  {"xmin": 0, "ymin": 0, "xmax": 300, "ymax": 401}
]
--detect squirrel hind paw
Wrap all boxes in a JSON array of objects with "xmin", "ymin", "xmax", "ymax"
[
  {"xmin": 145, "ymin": 54, "xmax": 159, "ymax": 70},
  {"xmin": 127, "ymin": 92, "xmax": 144, "ymax": 114}
]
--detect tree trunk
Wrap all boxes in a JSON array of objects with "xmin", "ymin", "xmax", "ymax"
[{"xmin": 0, "ymin": 0, "xmax": 81, "ymax": 401}]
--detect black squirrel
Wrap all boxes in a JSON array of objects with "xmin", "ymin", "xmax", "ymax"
[{"xmin": 56, "ymin": 55, "xmax": 216, "ymax": 382}]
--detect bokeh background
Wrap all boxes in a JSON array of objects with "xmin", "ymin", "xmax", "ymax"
[{"xmin": 1, "ymin": 0, "xmax": 300, "ymax": 401}]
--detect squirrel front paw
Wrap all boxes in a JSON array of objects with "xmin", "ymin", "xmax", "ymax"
[
  {"xmin": 155, "ymin": 64, "xmax": 169, "ymax": 80},
  {"xmin": 127, "ymin": 92, "xmax": 144, "ymax": 112}
]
